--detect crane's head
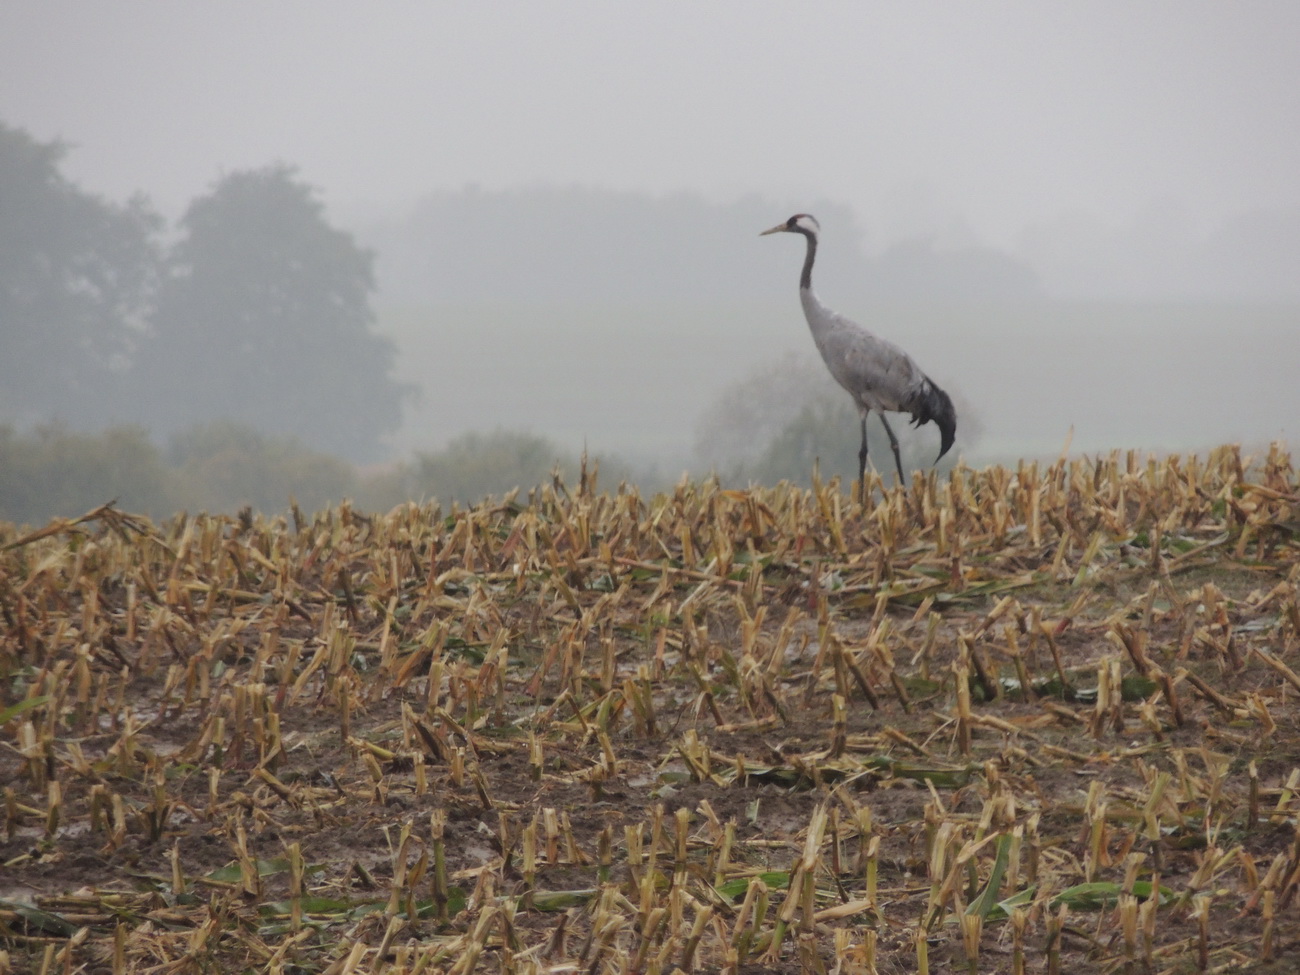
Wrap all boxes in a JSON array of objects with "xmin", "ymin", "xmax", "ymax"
[
  {"xmin": 760, "ymin": 214, "xmax": 820, "ymax": 238},
  {"xmin": 914, "ymin": 381, "xmax": 957, "ymax": 466}
]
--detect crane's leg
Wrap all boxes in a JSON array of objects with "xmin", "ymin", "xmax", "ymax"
[
  {"xmin": 857, "ymin": 411, "xmax": 869, "ymax": 501},
  {"xmin": 878, "ymin": 414, "xmax": 905, "ymax": 484}
]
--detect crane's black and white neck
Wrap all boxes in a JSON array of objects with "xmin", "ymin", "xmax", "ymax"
[
  {"xmin": 760, "ymin": 213, "xmax": 957, "ymax": 496},
  {"xmin": 760, "ymin": 213, "xmax": 820, "ymax": 290}
]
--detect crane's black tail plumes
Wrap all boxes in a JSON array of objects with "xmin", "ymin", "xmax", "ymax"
[{"xmin": 907, "ymin": 378, "xmax": 957, "ymax": 464}]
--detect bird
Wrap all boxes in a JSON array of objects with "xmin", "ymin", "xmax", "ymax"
[{"xmin": 760, "ymin": 213, "xmax": 956, "ymax": 492}]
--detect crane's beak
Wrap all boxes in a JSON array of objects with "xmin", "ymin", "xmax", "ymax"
[{"xmin": 759, "ymin": 223, "xmax": 788, "ymax": 236}]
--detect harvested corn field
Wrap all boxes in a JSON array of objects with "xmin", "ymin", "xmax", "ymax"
[{"xmin": 2, "ymin": 445, "xmax": 1299, "ymax": 974}]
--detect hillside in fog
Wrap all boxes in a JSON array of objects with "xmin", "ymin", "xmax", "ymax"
[{"xmin": 355, "ymin": 185, "xmax": 1300, "ymax": 465}]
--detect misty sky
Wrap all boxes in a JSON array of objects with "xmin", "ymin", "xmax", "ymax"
[{"xmin": 4, "ymin": 2, "xmax": 1299, "ymax": 250}]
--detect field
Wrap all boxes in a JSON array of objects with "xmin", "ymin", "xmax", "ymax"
[{"xmin": 2, "ymin": 445, "xmax": 1299, "ymax": 974}]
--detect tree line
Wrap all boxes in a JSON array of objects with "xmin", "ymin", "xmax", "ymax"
[
  {"xmin": 1, "ymin": 121, "xmax": 408, "ymax": 461},
  {"xmin": 0, "ymin": 421, "xmax": 647, "ymax": 526}
]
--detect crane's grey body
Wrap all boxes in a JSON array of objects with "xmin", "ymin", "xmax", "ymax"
[
  {"xmin": 761, "ymin": 213, "xmax": 956, "ymax": 488},
  {"xmin": 799, "ymin": 289, "xmax": 935, "ymax": 417}
]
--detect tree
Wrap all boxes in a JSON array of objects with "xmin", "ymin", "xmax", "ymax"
[
  {"xmin": 137, "ymin": 166, "xmax": 408, "ymax": 460},
  {"xmin": 0, "ymin": 122, "xmax": 159, "ymax": 426}
]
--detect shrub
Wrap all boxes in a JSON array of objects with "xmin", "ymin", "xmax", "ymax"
[
  {"xmin": 406, "ymin": 429, "xmax": 570, "ymax": 505},
  {"xmin": 167, "ymin": 421, "xmax": 357, "ymax": 514},
  {"xmin": 695, "ymin": 353, "xmax": 979, "ymax": 487},
  {"xmin": 0, "ymin": 423, "xmax": 176, "ymax": 525}
]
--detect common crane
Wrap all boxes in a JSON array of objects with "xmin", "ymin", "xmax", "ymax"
[{"xmin": 760, "ymin": 213, "xmax": 956, "ymax": 492}]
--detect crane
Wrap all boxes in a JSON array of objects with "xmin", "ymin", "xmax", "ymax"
[{"xmin": 760, "ymin": 213, "xmax": 956, "ymax": 493}]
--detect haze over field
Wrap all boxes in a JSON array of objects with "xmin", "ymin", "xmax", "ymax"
[{"xmin": 2, "ymin": 2, "xmax": 1298, "ymax": 489}]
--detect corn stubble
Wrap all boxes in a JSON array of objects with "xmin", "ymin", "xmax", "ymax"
[{"xmin": 1, "ymin": 444, "xmax": 1298, "ymax": 973}]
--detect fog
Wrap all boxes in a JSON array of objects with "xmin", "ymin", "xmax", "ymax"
[
  {"xmin": 3, "ymin": 2, "xmax": 1298, "ymax": 495},
  {"xmin": 6, "ymin": 3, "xmax": 1299, "ymax": 241}
]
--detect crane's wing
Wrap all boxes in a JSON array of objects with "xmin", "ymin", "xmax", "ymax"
[
  {"xmin": 806, "ymin": 302, "xmax": 957, "ymax": 461},
  {"xmin": 808, "ymin": 307, "xmax": 924, "ymax": 410}
]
